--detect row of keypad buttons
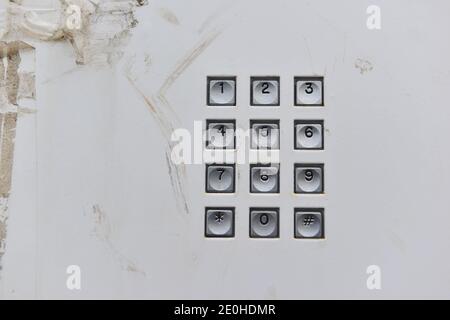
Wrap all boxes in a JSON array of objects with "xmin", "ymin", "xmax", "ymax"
[
  {"xmin": 207, "ymin": 76, "xmax": 324, "ymax": 106},
  {"xmin": 205, "ymin": 164, "xmax": 324, "ymax": 194},
  {"xmin": 206, "ymin": 120, "xmax": 324, "ymax": 150},
  {"xmin": 205, "ymin": 207, "xmax": 324, "ymax": 239}
]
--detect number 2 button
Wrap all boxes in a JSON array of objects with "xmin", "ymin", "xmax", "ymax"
[
  {"xmin": 294, "ymin": 76, "xmax": 323, "ymax": 106},
  {"xmin": 251, "ymin": 77, "xmax": 280, "ymax": 106}
]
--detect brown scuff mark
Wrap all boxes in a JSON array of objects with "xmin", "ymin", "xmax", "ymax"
[
  {"xmin": 91, "ymin": 204, "xmax": 146, "ymax": 276},
  {"xmin": 157, "ymin": 7, "xmax": 180, "ymax": 26},
  {"xmin": 125, "ymin": 29, "xmax": 222, "ymax": 215},
  {"xmin": 355, "ymin": 58, "xmax": 373, "ymax": 74}
]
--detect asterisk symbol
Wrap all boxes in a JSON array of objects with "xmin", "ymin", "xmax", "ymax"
[{"xmin": 214, "ymin": 212, "xmax": 224, "ymax": 223}]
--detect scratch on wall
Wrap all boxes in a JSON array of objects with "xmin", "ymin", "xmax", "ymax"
[
  {"xmin": 0, "ymin": 40, "xmax": 35, "ymax": 272},
  {"xmin": 91, "ymin": 204, "xmax": 146, "ymax": 276},
  {"xmin": 125, "ymin": 29, "xmax": 222, "ymax": 215}
]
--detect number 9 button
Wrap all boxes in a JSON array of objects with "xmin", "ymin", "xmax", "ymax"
[
  {"xmin": 294, "ymin": 164, "xmax": 324, "ymax": 194},
  {"xmin": 294, "ymin": 76, "xmax": 323, "ymax": 106},
  {"xmin": 295, "ymin": 120, "xmax": 323, "ymax": 150}
]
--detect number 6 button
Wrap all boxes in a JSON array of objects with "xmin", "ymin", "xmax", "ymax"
[
  {"xmin": 294, "ymin": 76, "xmax": 324, "ymax": 106},
  {"xmin": 294, "ymin": 120, "xmax": 324, "ymax": 150},
  {"xmin": 251, "ymin": 76, "xmax": 280, "ymax": 106},
  {"xmin": 294, "ymin": 164, "xmax": 324, "ymax": 194},
  {"xmin": 206, "ymin": 164, "xmax": 235, "ymax": 193}
]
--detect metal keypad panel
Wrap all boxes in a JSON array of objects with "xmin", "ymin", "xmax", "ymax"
[{"xmin": 205, "ymin": 76, "xmax": 326, "ymax": 238}]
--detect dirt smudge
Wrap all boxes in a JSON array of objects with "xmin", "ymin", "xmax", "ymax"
[
  {"xmin": 157, "ymin": 7, "xmax": 180, "ymax": 26},
  {"xmin": 355, "ymin": 58, "xmax": 373, "ymax": 74},
  {"xmin": 91, "ymin": 204, "xmax": 146, "ymax": 276}
]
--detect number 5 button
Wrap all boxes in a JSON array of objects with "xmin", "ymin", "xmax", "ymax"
[
  {"xmin": 294, "ymin": 76, "xmax": 323, "ymax": 106},
  {"xmin": 294, "ymin": 164, "xmax": 324, "ymax": 194},
  {"xmin": 295, "ymin": 120, "xmax": 324, "ymax": 150},
  {"xmin": 206, "ymin": 164, "xmax": 235, "ymax": 193},
  {"xmin": 251, "ymin": 76, "xmax": 280, "ymax": 106}
]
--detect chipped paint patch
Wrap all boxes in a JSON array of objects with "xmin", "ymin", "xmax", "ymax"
[
  {"xmin": 91, "ymin": 204, "xmax": 146, "ymax": 276},
  {"xmin": 1, "ymin": 0, "xmax": 148, "ymax": 66},
  {"xmin": 355, "ymin": 58, "xmax": 373, "ymax": 74},
  {"xmin": 0, "ymin": 40, "xmax": 35, "ymax": 273}
]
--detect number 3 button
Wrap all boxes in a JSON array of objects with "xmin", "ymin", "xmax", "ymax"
[
  {"xmin": 294, "ymin": 76, "xmax": 323, "ymax": 106},
  {"xmin": 251, "ymin": 76, "xmax": 280, "ymax": 106},
  {"xmin": 206, "ymin": 164, "xmax": 235, "ymax": 193}
]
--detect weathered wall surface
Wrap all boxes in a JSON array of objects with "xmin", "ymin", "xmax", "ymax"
[{"xmin": 0, "ymin": 0, "xmax": 450, "ymax": 299}]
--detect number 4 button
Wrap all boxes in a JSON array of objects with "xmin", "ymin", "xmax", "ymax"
[{"xmin": 294, "ymin": 76, "xmax": 324, "ymax": 106}]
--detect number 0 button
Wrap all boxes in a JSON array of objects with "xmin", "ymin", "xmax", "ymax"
[
  {"xmin": 294, "ymin": 76, "xmax": 324, "ymax": 106},
  {"xmin": 251, "ymin": 76, "xmax": 280, "ymax": 106},
  {"xmin": 250, "ymin": 208, "xmax": 279, "ymax": 238},
  {"xmin": 294, "ymin": 164, "xmax": 324, "ymax": 194},
  {"xmin": 295, "ymin": 120, "xmax": 324, "ymax": 150},
  {"xmin": 206, "ymin": 164, "xmax": 235, "ymax": 193},
  {"xmin": 207, "ymin": 76, "xmax": 236, "ymax": 106}
]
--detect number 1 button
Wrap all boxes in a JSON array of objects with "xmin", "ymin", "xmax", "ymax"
[
  {"xmin": 294, "ymin": 76, "xmax": 323, "ymax": 106},
  {"xmin": 251, "ymin": 76, "xmax": 280, "ymax": 106},
  {"xmin": 207, "ymin": 76, "xmax": 236, "ymax": 106}
]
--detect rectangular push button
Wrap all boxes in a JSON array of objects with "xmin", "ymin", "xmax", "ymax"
[
  {"xmin": 294, "ymin": 208, "xmax": 324, "ymax": 239},
  {"xmin": 205, "ymin": 207, "xmax": 235, "ymax": 237},
  {"xmin": 207, "ymin": 76, "xmax": 236, "ymax": 106},
  {"xmin": 206, "ymin": 164, "xmax": 235, "ymax": 193},
  {"xmin": 250, "ymin": 208, "xmax": 279, "ymax": 238},
  {"xmin": 295, "ymin": 120, "xmax": 323, "ymax": 150},
  {"xmin": 250, "ymin": 120, "xmax": 280, "ymax": 150},
  {"xmin": 251, "ymin": 76, "xmax": 280, "ymax": 106},
  {"xmin": 250, "ymin": 164, "xmax": 280, "ymax": 193},
  {"xmin": 294, "ymin": 164, "xmax": 324, "ymax": 194},
  {"xmin": 206, "ymin": 119, "xmax": 235, "ymax": 149},
  {"xmin": 294, "ymin": 76, "xmax": 323, "ymax": 106}
]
